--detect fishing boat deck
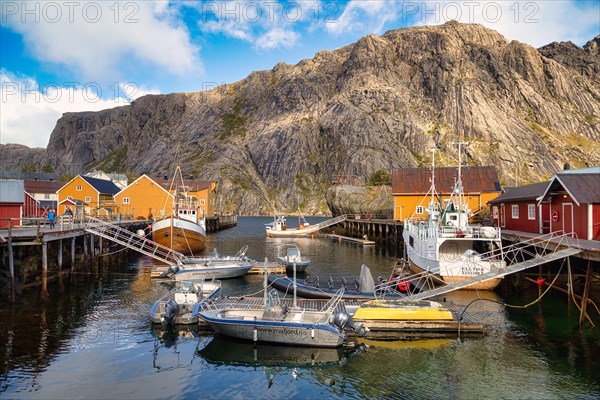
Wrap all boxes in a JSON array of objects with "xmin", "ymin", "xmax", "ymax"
[{"xmin": 197, "ymin": 296, "xmax": 484, "ymax": 339}]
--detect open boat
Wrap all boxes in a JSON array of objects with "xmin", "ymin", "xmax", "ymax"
[
  {"xmin": 268, "ymin": 265, "xmax": 414, "ymax": 300},
  {"xmin": 277, "ymin": 244, "xmax": 310, "ymax": 272},
  {"xmin": 152, "ymin": 166, "xmax": 206, "ymax": 253},
  {"xmin": 265, "ymin": 210, "xmax": 320, "ymax": 238},
  {"xmin": 402, "ymin": 145, "xmax": 506, "ymax": 290},
  {"xmin": 198, "ymin": 265, "xmax": 349, "ymax": 347},
  {"xmin": 158, "ymin": 245, "xmax": 256, "ymax": 280},
  {"xmin": 150, "ymin": 279, "xmax": 221, "ymax": 326}
]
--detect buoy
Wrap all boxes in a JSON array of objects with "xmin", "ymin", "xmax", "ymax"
[
  {"xmin": 536, "ymin": 278, "xmax": 545, "ymax": 287},
  {"xmin": 397, "ymin": 279, "xmax": 410, "ymax": 292},
  {"xmin": 136, "ymin": 229, "xmax": 145, "ymax": 237}
]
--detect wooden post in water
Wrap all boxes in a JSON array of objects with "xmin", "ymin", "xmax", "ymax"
[
  {"xmin": 90, "ymin": 234, "xmax": 95, "ymax": 257},
  {"xmin": 99, "ymin": 236, "xmax": 103, "ymax": 254},
  {"xmin": 83, "ymin": 234, "xmax": 88, "ymax": 256},
  {"xmin": 567, "ymin": 256, "xmax": 572, "ymax": 316},
  {"xmin": 8, "ymin": 223, "xmax": 15, "ymax": 302},
  {"xmin": 71, "ymin": 237, "xmax": 76, "ymax": 272},
  {"xmin": 579, "ymin": 260, "xmax": 592, "ymax": 326},
  {"xmin": 41, "ymin": 240, "xmax": 48, "ymax": 299},
  {"xmin": 58, "ymin": 239, "xmax": 63, "ymax": 268}
]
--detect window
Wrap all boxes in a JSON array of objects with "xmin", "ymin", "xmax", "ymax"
[
  {"xmin": 85, "ymin": 196, "xmax": 91, "ymax": 202},
  {"xmin": 416, "ymin": 206, "xmax": 424, "ymax": 214},
  {"xmin": 76, "ymin": 185, "xmax": 82, "ymax": 191},
  {"xmin": 68, "ymin": 196, "xmax": 73, "ymax": 200},
  {"xmin": 123, "ymin": 197, "xmax": 130, "ymax": 204},
  {"xmin": 44, "ymin": 193, "xmax": 50, "ymax": 199},
  {"xmin": 511, "ymin": 205, "xmax": 519, "ymax": 219},
  {"xmin": 200, "ymin": 199, "xmax": 205, "ymax": 205},
  {"xmin": 528, "ymin": 204, "xmax": 536, "ymax": 220},
  {"xmin": 492, "ymin": 206, "xmax": 498, "ymax": 219}
]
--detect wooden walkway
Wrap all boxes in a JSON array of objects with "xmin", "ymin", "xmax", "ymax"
[
  {"xmin": 502, "ymin": 230, "xmax": 599, "ymax": 261},
  {"xmin": 325, "ymin": 234, "xmax": 375, "ymax": 246}
]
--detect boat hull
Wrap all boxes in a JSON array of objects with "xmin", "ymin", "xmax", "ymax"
[
  {"xmin": 150, "ymin": 282, "xmax": 221, "ymax": 325},
  {"xmin": 152, "ymin": 217, "xmax": 206, "ymax": 253},
  {"xmin": 174, "ymin": 263, "xmax": 254, "ymax": 280},
  {"xmin": 267, "ymin": 275, "xmax": 407, "ymax": 300},
  {"xmin": 277, "ymin": 257, "xmax": 310, "ymax": 273},
  {"xmin": 199, "ymin": 308, "xmax": 345, "ymax": 348},
  {"xmin": 266, "ymin": 226, "xmax": 320, "ymax": 238},
  {"xmin": 407, "ymin": 259, "xmax": 502, "ymax": 290}
]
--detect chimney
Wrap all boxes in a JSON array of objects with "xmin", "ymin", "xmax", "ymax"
[{"xmin": 563, "ymin": 163, "xmax": 571, "ymax": 170}]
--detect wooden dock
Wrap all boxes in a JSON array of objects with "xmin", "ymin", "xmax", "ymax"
[
  {"xmin": 197, "ymin": 296, "xmax": 483, "ymax": 339},
  {"xmin": 325, "ymin": 233, "xmax": 375, "ymax": 246}
]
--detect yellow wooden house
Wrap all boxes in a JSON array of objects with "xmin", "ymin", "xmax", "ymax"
[
  {"xmin": 392, "ymin": 166, "xmax": 502, "ymax": 222},
  {"xmin": 56, "ymin": 176, "xmax": 120, "ymax": 217},
  {"xmin": 114, "ymin": 175, "xmax": 217, "ymax": 219}
]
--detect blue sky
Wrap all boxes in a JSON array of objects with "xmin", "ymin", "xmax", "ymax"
[{"xmin": 1, "ymin": 0, "xmax": 599, "ymax": 148}]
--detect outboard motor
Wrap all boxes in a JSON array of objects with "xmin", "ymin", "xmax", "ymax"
[
  {"xmin": 333, "ymin": 312, "xmax": 350, "ymax": 330},
  {"xmin": 159, "ymin": 265, "xmax": 180, "ymax": 278},
  {"xmin": 162, "ymin": 299, "xmax": 179, "ymax": 327}
]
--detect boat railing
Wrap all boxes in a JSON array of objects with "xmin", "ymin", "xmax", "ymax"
[
  {"xmin": 376, "ymin": 268, "xmax": 445, "ymax": 299},
  {"xmin": 405, "ymin": 217, "xmax": 501, "ymax": 240},
  {"xmin": 318, "ymin": 287, "xmax": 345, "ymax": 318}
]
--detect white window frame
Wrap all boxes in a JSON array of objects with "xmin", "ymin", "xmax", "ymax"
[
  {"xmin": 123, "ymin": 197, "xmax": 130, "ymax": 204},
  {"xmin": 68, "ymin": 196, "xmax": 73, "ymax": 200},
  {"xmin": 511, "ymin": 205, "xmax": 519, "ymax": 219},
  {"xmin": 527, "ymin": 204, "xmax": 536, "ymax": 220},
  {"xmin": 492, "ymin": 206, "xmax": 498, "ymax": 219},
  {"xmin": 85, "ymin": 196, "xmax": 92, "ymax": 202},
  {"xmin": 200, "ymin": 199, "xmax": 205, "ymax": 205},
  {"xmin": 76, "ymin": 185, "xmax": 82, "ymax": 191},
  {"xmin": 416, "ymin": 206, "xmax": 424, "ymax": 214}
]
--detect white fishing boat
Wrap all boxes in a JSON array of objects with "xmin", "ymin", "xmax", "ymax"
[
  {"xmin": 265, "ymin": 209, "xmax": 320, "ymax": 238},
  {"xmin": 402, "ymin": 144, "xmax": 506, "ymax": 290},
  {"xmin": 277, "ymin": 244, "xmax": 310, "ymax": 272},
  {"xmin": 150, "ymin": 279, "xmax": 221, "ymax": 327},
  {"xmin": 152, "ymin": 166, "xmax": 206, "ymax": 254},
  {"xmin": 198, "ymin": 265, "xmax": 349, "ymax": 348}
]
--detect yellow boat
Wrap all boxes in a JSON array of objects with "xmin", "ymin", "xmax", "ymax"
[{"xmin": 352, "ymin": 300, "xmax": 454, "ymax": 321}]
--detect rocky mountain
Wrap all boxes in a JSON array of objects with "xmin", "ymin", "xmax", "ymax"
[{"xmin": 4, "ymin": 21, "xmax": 600, "ymax": 214}]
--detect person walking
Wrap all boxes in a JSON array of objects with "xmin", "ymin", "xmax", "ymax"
[{"xmin": 48, "ymin": 209, "xmax": 56, "ymax": 229}]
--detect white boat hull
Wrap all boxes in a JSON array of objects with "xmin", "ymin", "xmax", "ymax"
[
  {"xmin": 174, "ymin": 262, "xmax": 254, "ymax": 280},
  {"xmin": 199, "ymin": 308, "xmax": 345, "ymax": 348}
]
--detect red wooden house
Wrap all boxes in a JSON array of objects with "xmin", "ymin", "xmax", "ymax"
[
  {"xmin": 0, "ymin": 180, "xmax": 38, "ymax": 228},
  {"xmin": 488, "ymin": 181, "xmax": 550, "ymax": 233},
  {"xmin": 539, "ymin": 169, "xmax": 600, "ymax": 240},
  {"xmin": 489, "ymin": 167, "xmax": 600, "ymax": 240}
]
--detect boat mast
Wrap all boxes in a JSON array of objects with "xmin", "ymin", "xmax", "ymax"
[
  {"xmin": 430, "ymin": 148, "xmax": 436, "ymax": 210},
  {"xmin": 453, "ymin": 141, "xmax": 468, "ymax": 228}
]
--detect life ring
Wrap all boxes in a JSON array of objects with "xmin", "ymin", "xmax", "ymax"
[{"xmin": 397, "ymin": 279, "xmax": 410, "ymax": 292}]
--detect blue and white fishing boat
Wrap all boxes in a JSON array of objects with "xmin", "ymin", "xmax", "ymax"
[
  {"xmin": 198, "ymin": 265, "xmax": 349, "ymax": 348},
  {"xmin": 277, "ymin": 244, "xmax": 310, "ymax": 272},
  {"xmin": 150, "ymin": 279, "xmax": 221, "ymax": 327}
]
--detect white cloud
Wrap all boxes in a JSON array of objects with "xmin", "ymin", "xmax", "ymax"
[
  {"xmin": 0, "ymin": 71, "xmax": 130, "ymax": 148},
  {"xmin": 196, "ymin": 0, "xmax": 305, "ymax": 50},
  {"xmin": 1, "ymin": 1, "xmax": 202, "ymax": 80},
  {"xmin": 256, "ymin": 27, "xmax": 300, "ymax": 50},
  {"xmin": 416, "ymin": 1, "xmax": 599, "ymax": 47},
  {"xmin": 324, "ymin": 0, "xmax": 400, "ymax": 36}
]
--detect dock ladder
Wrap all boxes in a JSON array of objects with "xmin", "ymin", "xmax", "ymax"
[
  {"xmin": 400, "ymin": 232, "xmax": 583, "ymax": 301},
  {"xmin": 84, "ymin": 217, "xmax": 185, "ymax": 266}
]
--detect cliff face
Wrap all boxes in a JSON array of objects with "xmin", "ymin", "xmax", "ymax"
[{"xmin": 5, "ymin": 22, "xmax": 599, "ymax": 214}]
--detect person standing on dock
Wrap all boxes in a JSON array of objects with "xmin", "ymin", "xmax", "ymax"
[{"xmin": 48, "ymin": 209, "xmax": 56, "ymax": 229}]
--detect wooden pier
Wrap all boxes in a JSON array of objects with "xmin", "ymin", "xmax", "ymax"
[
  {"xmin": 325, "ymin": 233, "xmax": 375, "ymax": 246},
  {"xmin": 336, "ymin": 215, "xmax": 403, "ymax": 244},
  {"xmin": 205, "ymin": 215, "xmax": 237, "ymax": 233}
]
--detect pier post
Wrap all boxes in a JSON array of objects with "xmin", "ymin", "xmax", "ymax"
[
  {"xmin": 83, "ymin": 234, "xmax": 88, "ymax": 256},
  {"xmin": 41, "ymin": 241, "xmax": 48, "ymax": 299},
  {"xmin": 579, "ymin": 260, "xmax": 592, "ymax": 326},
  {"xmin": 71, "ymin": 238, "xmax": 76, "ymax": 271},
  {"xmin": 8, "ymin": 224, "xmax": 15, "ymax": 302},
  {"xmin": 58, "ymin": 239, "xmax": 63, "ymax": 268},
  {"xmin": 99, "ymin": 236, "xmax": 103, "ymax": 254},
  {"xmin": 567, "ymin": 257, "xmax": 572, "ymax": 316},
  {"xmin": 90, "ymin": 234, "xmax": 95, "ymax": 257}
]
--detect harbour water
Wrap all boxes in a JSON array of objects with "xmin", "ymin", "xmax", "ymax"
[{"xmin": 1, "ymin": 217, "xmax": 599, "ymax": 399}]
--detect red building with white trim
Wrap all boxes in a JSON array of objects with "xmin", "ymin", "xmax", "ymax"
[{"xmin": 489, "ymin": 167, "xmax": 600, "ymax": 241}]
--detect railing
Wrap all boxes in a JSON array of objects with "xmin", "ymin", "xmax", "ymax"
[{"xmin": 404, "ymin": 218, "xmax": 501, "ymax": 240}]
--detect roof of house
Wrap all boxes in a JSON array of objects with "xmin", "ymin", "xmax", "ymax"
[
  {"xmin": 81, "ymin": 176, "xmax": 121, "ymax": 195},
  {"xmin": 392, "ymin": 166, "xmax": 501, "ymax": 194},
  {"xmin": 0, "ymin": 180, "xmax": 25, "ymax": 203},
  {"xmin": 488, "ymin": 181, "xmax": 549, "ymax": 204},
  {"xmin": 540, "ymin": 173, "xmax": 600, "ymax": 205},
  {"xmin": 152, "ymin": 176, "xmax": 213, "ymax": 192},
  {"xmin": 24, "ymin": 179, "xmax": 64, "ymax": 194}
]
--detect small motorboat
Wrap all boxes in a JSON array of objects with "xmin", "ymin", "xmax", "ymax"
[
  {"xmin": 268, "ymin": 265, "xmax": 416, "ymax": 300},
  {"xmin": 198, "ymin": 265, "xmax": 350, "ymax": 348},
  {"xmin": 277, "ymin": 244, "xmax": 310, "ymax": 272},
  {"xmin": 150, "ymin": 279, "xmax": 221, "ymax": 327}
]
